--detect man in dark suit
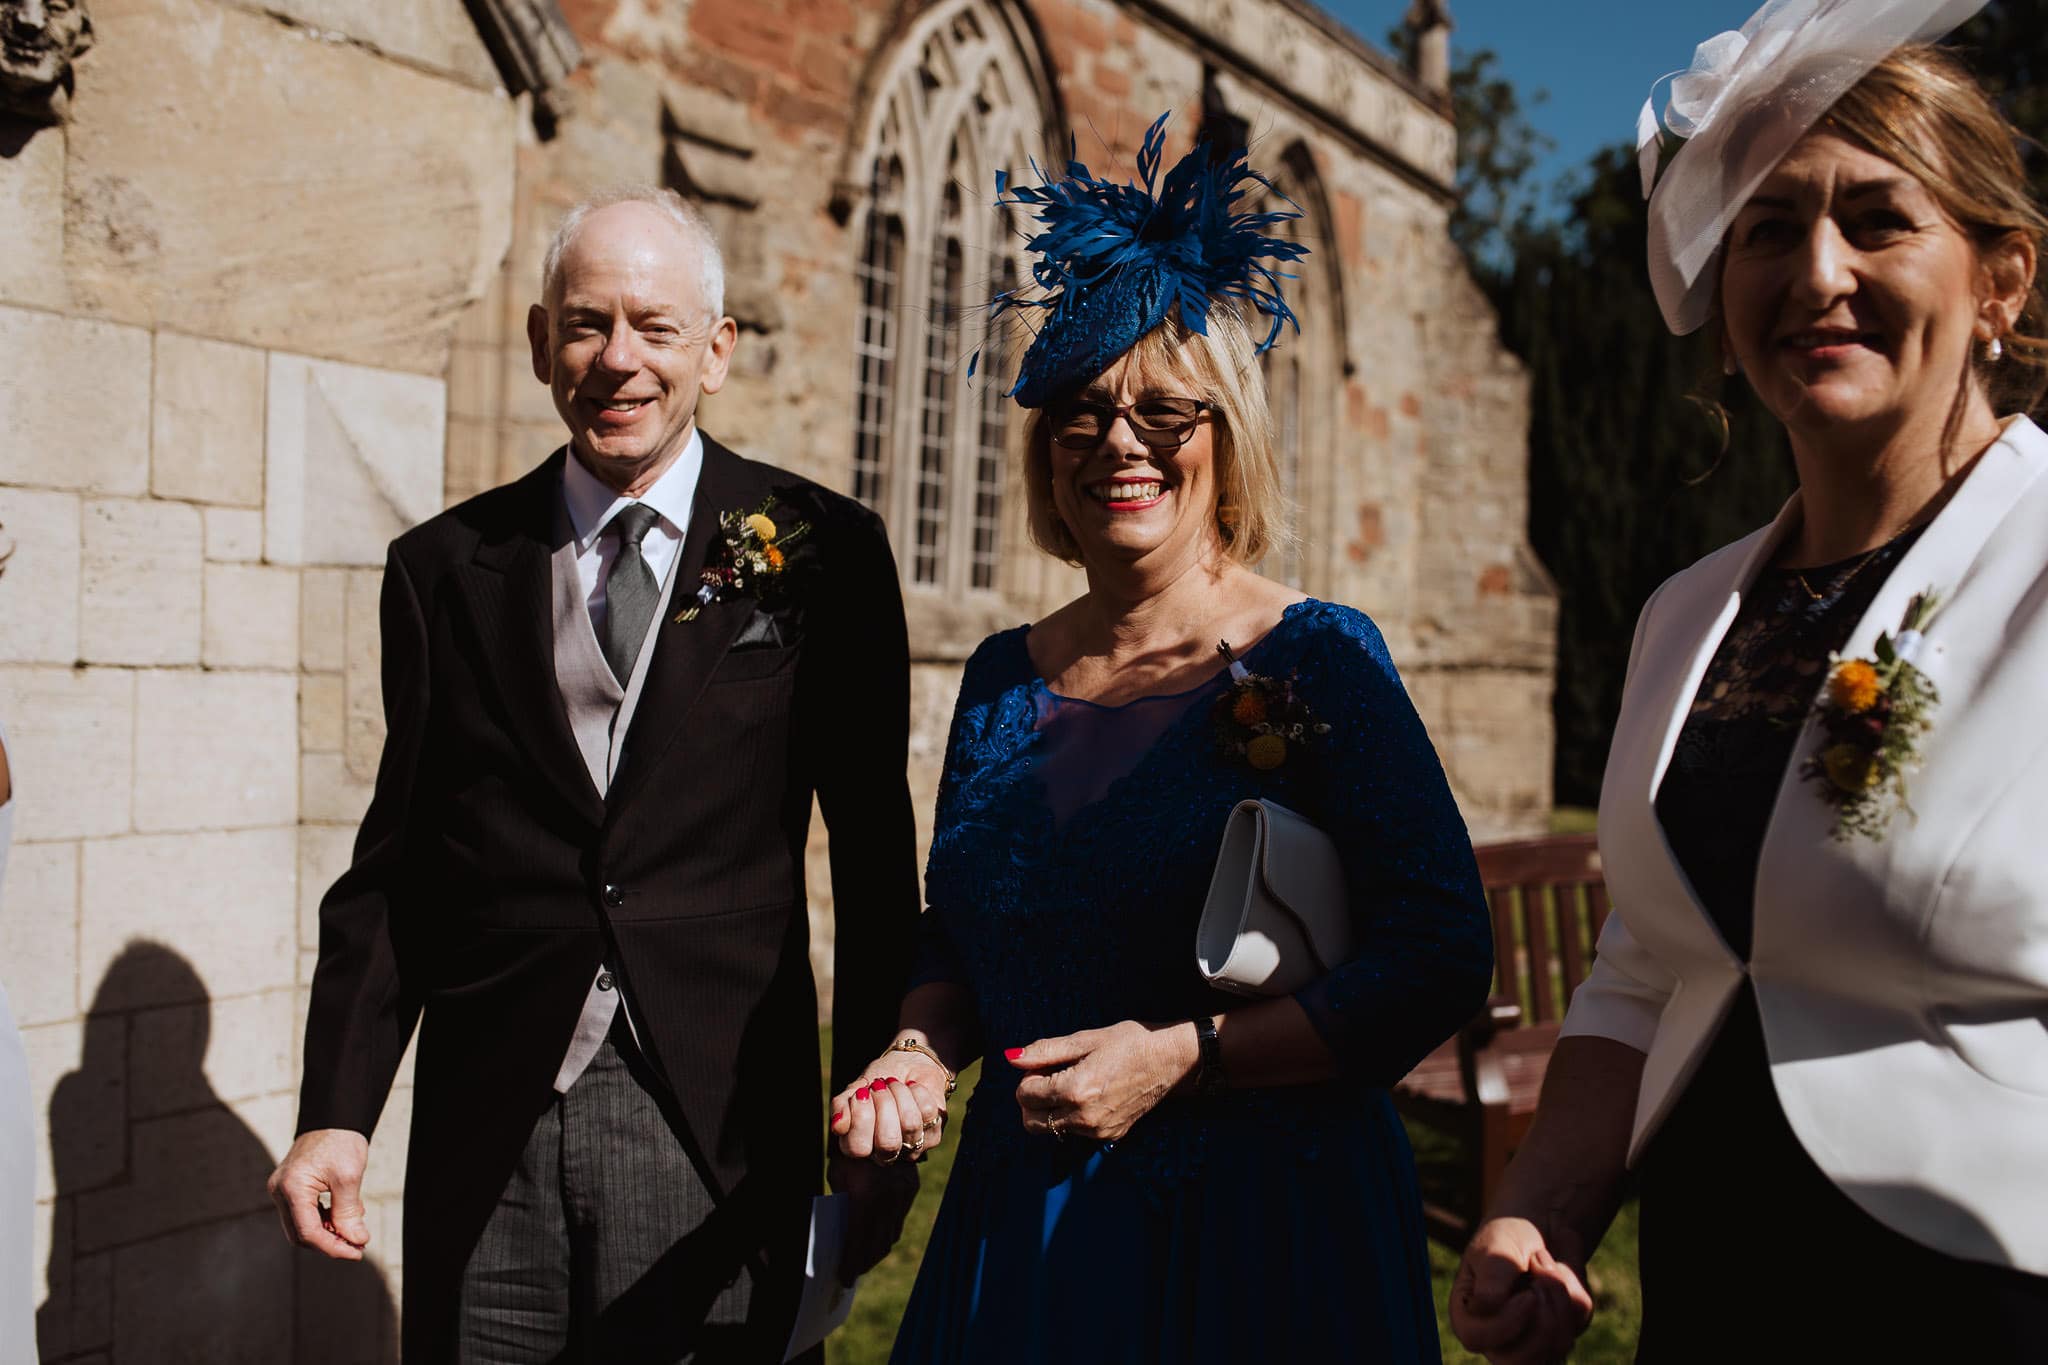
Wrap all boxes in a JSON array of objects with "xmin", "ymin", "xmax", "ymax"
[{"xmin": 267, "ymin": 187, "xmax": 922, "ymax": 1361}]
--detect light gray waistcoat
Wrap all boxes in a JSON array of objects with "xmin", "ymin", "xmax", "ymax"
[{"xmin": 548, "ymin": 511, "xmax": 684, "ymax": 1090}]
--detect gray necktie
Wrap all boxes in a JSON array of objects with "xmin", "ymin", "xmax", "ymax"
[{"xmin": 602, "ymin": 503, "xmax": 663, "ymax": 685}]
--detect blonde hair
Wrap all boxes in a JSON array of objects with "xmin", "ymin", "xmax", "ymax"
[
  {"xmin": 1020, "ymin": 304, "xmax": 1294, "ymax": 566},
  {"xmin": 1823, "ymin": 45, "xmax": 2048, "ymax": 416}
]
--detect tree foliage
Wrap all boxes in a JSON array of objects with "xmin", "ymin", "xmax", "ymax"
[
  {"xmin": 1958, "ymin": 2, "xmax": 2048, "ymax": 202},
  {"xmin": 1457, "ymin": 3, "xmax": 2048, "ymax": 803},
  {"xmin": 1498, "ymin": 149, "xmax": 1795, "ymax": 803}
]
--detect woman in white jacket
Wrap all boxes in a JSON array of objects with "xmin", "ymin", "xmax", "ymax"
[{"xmin": 1453, "ymin": 7, "xmax": 2048, "ymax": 1362}]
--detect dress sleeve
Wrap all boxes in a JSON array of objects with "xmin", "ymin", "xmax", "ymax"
[
  {"xmin": 905, "ymin": 633, "xmax": 1009, "ymax": 992},
  {"xmin": 1290, "ymin": 609, "xmax": 1495, "ymax": 1087}
]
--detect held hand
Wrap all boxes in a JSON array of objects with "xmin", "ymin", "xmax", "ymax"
[
  {"xmin": 830, "ymin": 1050, "xmax": 950, "ymax": 1165},
  {"xmin": 1009, "ymin": 1020, "xmax": 1198, "ymax": 1143},
  {"xmin": 266, "ymin": 1128, "xmax": 373, "ymax": 1260},
  {"xmin": 1449, "ymin": 1216, "xmax": 1594, "ymax": 1365},
  {"xmin": 827, "ymin": 1150, "xmax": 918, "ymax": 1285}
]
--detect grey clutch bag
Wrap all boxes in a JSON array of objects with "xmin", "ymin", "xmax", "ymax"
[{"xmin": 1195, "ymin": 799, "xmax": 1353, "ymax": 997}]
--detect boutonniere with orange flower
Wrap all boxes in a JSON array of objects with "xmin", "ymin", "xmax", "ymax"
[
  {"xmin": 674, "ymin": 497, "xmax": 812, "ymax": 622},
  {"xmin": 1801, "ymin": 589, "xmax": 1944, "ymax": 841},
  {"xmin": 1211, "ymin": 641, "xmax": 1331, "ymax": 772}
]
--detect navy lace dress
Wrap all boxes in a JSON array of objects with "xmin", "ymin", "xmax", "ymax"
[{"xmin": 889, "ymin": 600, "xmax": 1492, "ymax": 1364}]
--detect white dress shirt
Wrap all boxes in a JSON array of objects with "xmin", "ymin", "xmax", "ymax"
[
  {"xmin": 554, "ymin": 430, "xmax": 703, "ymax": 1092},
  {"xmin": 561, "ymin": 427, "xmax": 702, "ymax": 637}
]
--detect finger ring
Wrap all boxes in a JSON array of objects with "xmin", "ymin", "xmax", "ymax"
[
  {"xmin": 874, "ymin": 1146, "xmax": 899, "ymax": 1165},
  {"xmin": 1048, "ymin": 1117, "xmax": 1065, "ymax": 1141},
  {"xmin": 922, "ymin": 1118, "xmax": 938, "ymax": 1132},
  {"xmin": 903, "ymin": 1131, "xmax": 924, "ymax": 1153}
]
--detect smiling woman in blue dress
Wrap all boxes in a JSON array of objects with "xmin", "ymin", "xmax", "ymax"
[{"xmin": 824, "ymin": 118, "xmax": 1493, "ymax": 1363}]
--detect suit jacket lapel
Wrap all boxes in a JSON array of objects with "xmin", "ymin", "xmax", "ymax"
[
  {"xmin": 1754, "ymin": 415, "xmax": 2048, "ymax": 908},
  {"xmin": 463, "ymin": 449, "xmax": 607, "ymax": 826},
  {"xmin": 605, "ymin": 436, "xmax": 758, "ymax": 814},
  {"xmin": 1618, "ymin": 417, "xmax": 2048, "ymax": 967},
  {"xmin": 1605, "ymin": 499, "xmax": 1802, "ymax": 970},
  {"xmin": 1642, "ymin": 504, "xmax": 1800, "ymax": 815}
]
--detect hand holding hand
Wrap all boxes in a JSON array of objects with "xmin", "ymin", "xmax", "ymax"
[
  {"xmin": 830, "ymin": 1042, "xmax": 951, "ymax": 1165},
  {"xmin": 1449, "ymin": 1215, "xmax": 1594, "ymax": 1365},
  {"xmin": 1009, "ymin": 1019, "xmax": 1198, "ymax": 1143},
  {"xmin": 828, "ymin": 1150, "xmax": 918, "ymax": 1284},
  {"xmin": 266, "ymin": 1128, "xmax": 373, "ymax": 1260}
]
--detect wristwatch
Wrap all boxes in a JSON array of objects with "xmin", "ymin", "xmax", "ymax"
[{"xmin": 1192, "ymin": 1015, "xmax": 1224, "ymax": 1099}]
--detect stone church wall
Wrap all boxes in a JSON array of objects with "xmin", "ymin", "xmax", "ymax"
[
  {"xmin": 0, "ymin": 0, "xmax": 515, "ymax": 1356},
  {"xmin": 451, "ymin": 0, "xmax": 1557, "ymax": 997},
  {"xmin": 0, "ymin": 0, "xmax": 1553, "ymax": 1353}
]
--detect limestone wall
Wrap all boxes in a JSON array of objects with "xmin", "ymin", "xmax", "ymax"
[
  {"xmin": 0, "ymin": 0, "xmax": 515, "ymax": 1357},
  {"xmin": 449, "ymin": 0, "xmax": 1555, "ymax": 1011},
  {"xmin": 0, "ymin": 0, "xmax": 1555, "ymax": 1355}
]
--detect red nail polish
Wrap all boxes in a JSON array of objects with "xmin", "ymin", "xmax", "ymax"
[
  {"xmin": 855, "ymin": 1086, "xmax": 869, "ymax": 1100},
  {"xmin": 906, "ymin": 1078, "xmax": 920, "ymax": 1087},
  {"xmin": 831, "ymin": 1110, "xmax": 844, "ymax": 1123},
  {"xmin": 882, "ymin": 1076, "xmax": 897, "ymax": 1085},
  {"xmin": 1003, "ymin": 1047, "xmax": 1024, "ymax": 1061}
]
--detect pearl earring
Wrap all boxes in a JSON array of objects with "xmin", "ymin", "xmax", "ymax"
[
  {"xmin": 1988, "ymin": 335, "xmax": 2004, "ymax": 362},
  {"xmin": 1722, "ymin": 349, "xmax": 1738, "ymax": 377}
]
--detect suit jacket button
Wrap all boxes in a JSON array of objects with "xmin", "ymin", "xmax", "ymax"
[
  {"xmin": 597, "ymin": 971, "xmax": 615, "ymax": 992},
  {"xmin": 602, "ymin": 884, "xmax": 625, "ymax": 909}
]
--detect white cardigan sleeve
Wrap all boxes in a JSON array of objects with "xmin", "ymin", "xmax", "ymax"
[
  {"xmin": 1558, "ymin": 914, "xmax": 1672, "ymax": 1054},
  {"xmin": 1557, "ymin": 578, "xmax": 1679, "ymax": 1056}
]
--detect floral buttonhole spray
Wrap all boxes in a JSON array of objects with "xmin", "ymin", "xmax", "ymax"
[{"xmin": 1801, "ymin": 588, "xmax": 1944, "ymax": 841}]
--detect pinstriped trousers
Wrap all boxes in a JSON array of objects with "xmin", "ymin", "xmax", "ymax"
[{"xmin": 454, "ymin": 1022, "xmax": 750, "ymax": 1364}]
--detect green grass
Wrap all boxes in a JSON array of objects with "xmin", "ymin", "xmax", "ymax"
[
  {"xmin": 1407, "ymin": 1121, "xmax": 1641, "ymax": 1363},
  {"xmin": 822, "ymin": 1031, "xmax": 1641, "ymax": 1362},
  {"xmin": 1425, "ymin": 1201, "xmax": 1641, "ymax": 1364},
  {"xmin": 1550, "ymin": 805, "xmax": 1599, "ymax": 835}
]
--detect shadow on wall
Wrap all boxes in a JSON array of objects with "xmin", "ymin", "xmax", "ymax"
[{"xmin": 36, "ymin": 942, "xmax": 397, "ymax": 1364}]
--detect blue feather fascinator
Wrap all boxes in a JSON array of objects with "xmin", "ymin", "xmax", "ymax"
[{"xmin": 977, "ymin": 113, "xmax": 1308, "ymax": 409}]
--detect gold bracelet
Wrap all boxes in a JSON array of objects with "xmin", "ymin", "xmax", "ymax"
[{"xmin": 888, "ymin": 1037, "xmax": 957, "ymax": 1095}]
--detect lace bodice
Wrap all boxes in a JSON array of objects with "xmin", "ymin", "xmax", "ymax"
[
  {"xmin": 1656, "ymin": 528, "xmax": 1923, "ymax": 958},
  {"xmin": 912, "ymin": 600, "xmax": 1491, "ymax": 1191}
]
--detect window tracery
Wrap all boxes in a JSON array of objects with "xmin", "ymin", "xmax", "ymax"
[{"xmin": 848, "ymin": 0, "xmax": 1053, "ymax": 596}]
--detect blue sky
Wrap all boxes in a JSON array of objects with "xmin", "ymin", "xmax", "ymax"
[{"xmin": 1324, "ymin": 0, "xmax": 1748, "ymax": 214}]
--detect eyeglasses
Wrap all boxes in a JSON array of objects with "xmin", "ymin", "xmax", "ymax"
[{"xmin": 1046, "ymin": 396, "xmax": 1211, "ymax": 449}]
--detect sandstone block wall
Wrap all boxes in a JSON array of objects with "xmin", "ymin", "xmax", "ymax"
[
  {"xmin": 0, "ymin": 1, "xmax": 515, "ymax": 1356},
  {"xmin": 0, "ymin": 0, "xmax": 1557, "ymax": 1354},
  {"xmin": 461, "ymin": 0, "xmax": 1556, "ymax": 1010},
  {"xmin": 0, "ymin": 316, "xmax": 429, "ymax": 1361}
]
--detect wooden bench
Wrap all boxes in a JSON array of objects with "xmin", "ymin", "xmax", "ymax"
[{"xmin": 1393, "ymin": 833, "xmax": 1611, "ymax": 1247}]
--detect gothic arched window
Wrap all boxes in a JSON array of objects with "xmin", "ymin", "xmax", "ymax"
[
  {"xmin": 848, "ymin": 0, "xmax": 1054, "ymax": 596},
  {"xmin": 852, "ymin": 155, "xmax": 905, "ymax": 511}
]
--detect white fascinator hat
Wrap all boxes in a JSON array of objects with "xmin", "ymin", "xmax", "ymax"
[{"xmin": 1639, "ymin": 0, "xmax": 1990, "ymax": 336}]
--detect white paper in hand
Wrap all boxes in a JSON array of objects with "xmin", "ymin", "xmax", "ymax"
[{"xmin": 783, "ymin": 1192, "xmax": 859, "ymax": 1360}]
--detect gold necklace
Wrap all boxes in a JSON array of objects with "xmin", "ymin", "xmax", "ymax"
[
  {"xmin": 1792, "ymin": 545, "xmax": 1884, "ymax": 603},
  {"xmin": 1785, "ymin": 505, "xmax": 1925, "ymax": 601}
]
